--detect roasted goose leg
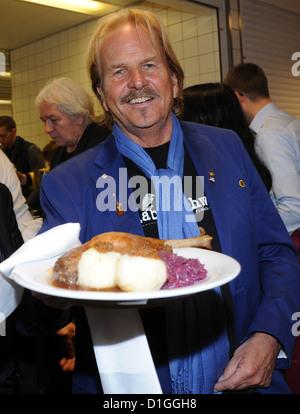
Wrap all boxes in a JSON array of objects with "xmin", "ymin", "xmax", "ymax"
[{"xmin": 82, "ymin": 231, "xmax": 212, "ymax": 253}]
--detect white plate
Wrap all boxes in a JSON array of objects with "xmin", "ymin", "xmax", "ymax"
[{"xmin": 12, "ymin": 248, "xmax": 241, "ymax": 307}]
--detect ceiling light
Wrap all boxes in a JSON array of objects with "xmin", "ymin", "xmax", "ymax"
[
  {"xmin": 0, "ymin": 72, "xmax": 11, "ymax": 77},
  {"xmin": 20, "ymin": 0, "xmax": 109, "ymax": 15}
]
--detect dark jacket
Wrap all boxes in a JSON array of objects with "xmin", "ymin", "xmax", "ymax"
[
  {"xmin": 50, "ymin": 123, "xmax": 110, "ymax": 170},
  {"xmin": 3, "ymin": 136, "xmax": 45, "ymax": 199}
]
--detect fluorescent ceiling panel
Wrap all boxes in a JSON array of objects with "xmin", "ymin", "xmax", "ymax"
[{"xmin": 20, "ymin": 0, "xmax": 115, "ymax": 15}]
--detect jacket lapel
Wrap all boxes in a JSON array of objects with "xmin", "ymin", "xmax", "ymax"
[
  {"xmin": 89, "ymin": 135, "xmax": 144, "ymax": 236},
  {"xmin": 182, "ymin": 123, "xmax": 233, "ymax": 257}
]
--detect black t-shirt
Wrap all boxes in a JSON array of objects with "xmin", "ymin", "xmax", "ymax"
[{"xmin": 124, "ymin": 141, "xmax": 221, "ymax": 252}]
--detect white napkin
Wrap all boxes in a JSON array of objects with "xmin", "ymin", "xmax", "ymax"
[
  {"xmin": 85, "ymin": 307, "xmax": 162, "ymax": 394},
  {"xmin": 0, "ymin": 222, "xmax": 81, "ymax": 320},
  {"xmin": 0, "ymin": 222, "xmax": 81, "ymax": 277},
  {"xmin": 0, "ymin": 222, "xmax": 162, "ymax": 394},
  {"xmin": 0, "ymin": 275, "xmax": 23, "ymax": 322}
]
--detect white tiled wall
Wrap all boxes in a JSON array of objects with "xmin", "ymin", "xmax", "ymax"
[
  {"xmin": 10, "ymin": 1, "xmax": 221, "ymax": 149},
  {"xmin": 0, "ymin": 103, "xmax": 12, "ymax": 117},
  {"xmin": 229, "ymin": 0, "xmax": 243, "ymax": 66}
]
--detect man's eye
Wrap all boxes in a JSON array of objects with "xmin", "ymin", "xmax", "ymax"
[
  {"xmin": 144, "ymin": 63, "xmax": 155, "ymax": 70},
  {"xmin": 114, "ymin": 69, "xmax": 125, "ymax": 75}
]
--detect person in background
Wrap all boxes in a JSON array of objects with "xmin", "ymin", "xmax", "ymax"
[
  {"xmin": 0, "ymin": 183, "xmax": 24, "ymax": 261},
  {"xmin": 17, "ymin": 141, "xmax": 58, "ymax": 216},
  {"xmin": 18, "ymin": 78, "xmax": 110, "ymax": 217},
  {"xmin": 40, "ymin": 140, "xmax": 59, "ymax": 168},
  {"xmin": 35, "ymin": 8, "xmax": 300, "ymax": 394},
  {"xmin": 26, "ymin": 141, "xmax": 58, "ymax": 187},
  {"xmin": 224, "ymin": 63, "xmax": 300, "ymax": 243},
  {"xmin": 0, "ymin": 150, "xmax": 44, "ymax": 394},
  {"xmin": 181, "ymin": 83, "xmax": 272, "ymax": 192},
  {"xmin": 0, "ymin": 150, "xmax": 42, "ymax": 242},
  {"xmin": 0, "ymin": 116, "xmax": 45, "ymax": 200},
  {"xmin": 35, "ymin": 77, "xmax": 110, "ymax": 170},
  {"xmin": 224, "ymin": 62, "xmax": 300, "ymax": 394},
  {"xmin": 0, "ymin": 182, "xmax": 24, "ymax": 394}
]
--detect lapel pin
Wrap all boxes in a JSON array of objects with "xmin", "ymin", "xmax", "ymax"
[
  {"xmin": 208, "ymin": 169, "xmax": 215, "ymax": 183},
  {"xmin": 239, "ymin": 179, "xmax": 245, "ymax": 187},
  {"xmin": 113, "ymin": 193, "xmax": 125, "ymax": 216}
]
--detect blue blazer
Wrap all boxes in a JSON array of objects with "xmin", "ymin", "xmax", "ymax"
[{"xmin": 40, "ymin": 121, "xmax": 300, "ymax": 393}]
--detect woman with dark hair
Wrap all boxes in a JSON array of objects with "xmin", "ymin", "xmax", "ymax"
[{"xmin": 181, "ymin": 83, "xmax": 272, "ymax": 192}]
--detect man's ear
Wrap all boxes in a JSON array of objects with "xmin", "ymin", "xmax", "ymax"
[
  {"xmin": 97, "ymin": 86, "xmax": 108, "ymax": 112},
  {"xmin": 171, "ymin": 73, "xmax": 179, "ymax": 99},
  {"xmin": 234, "ymin": 90, "xmax": 244, "ymax": 105},
  {"xmin": 75, "ymin": 115, "xmax": 85, "ymax": 126}
]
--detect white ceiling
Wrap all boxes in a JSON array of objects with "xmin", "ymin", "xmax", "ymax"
[
  {"xmin": 0, "ymin": 0, "xmax": 138, "ymax": 50},
  {"xmin": 0, "ymin": 0, "xmax": 216, "ymax": 51}
]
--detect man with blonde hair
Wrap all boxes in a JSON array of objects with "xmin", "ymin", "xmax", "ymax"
[{"xmin": 36, "ymin": 9, "xmax": 300, "ymax": 394}]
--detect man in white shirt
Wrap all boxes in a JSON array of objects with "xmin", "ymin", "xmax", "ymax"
[
  {"xmin": 0, "ymin": 150, "xmax": 42, "ymax": 366},
  {"xmin": 225, "ymin": 63, "xmax": 300, "ymax": 237},
  {"xmin": 0, "ymin": 150, "xmax": 42, "ymax": 242},
  {"xmin": 225, "ymin": 62, "xmax": 300, "ymax": 393}
]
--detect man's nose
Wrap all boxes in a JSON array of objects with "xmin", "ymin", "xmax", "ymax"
[
  {"xmin": 44, "ymin": 119, "xmax": 54, "ymax": 133},
  {"xmin": 128, "ymin": 68, "xmax": 147, "ymax": 89}
]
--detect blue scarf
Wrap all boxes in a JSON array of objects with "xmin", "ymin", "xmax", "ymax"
[
  {"xmin": 113, "ymin": 114, "xmax": 199, "ymax": 239},
  {"xmin": 114, "ymin": 115, "xmax": 229, "ymax": 394}
]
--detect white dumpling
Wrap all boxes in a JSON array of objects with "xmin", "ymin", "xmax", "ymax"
[
  {"xmin": 115, "ymin": 254, "xmax": 167, "ymax": 292},
  {"xmin": 77, "ymin": 248, "xmax": 121, "ymax": 289}
]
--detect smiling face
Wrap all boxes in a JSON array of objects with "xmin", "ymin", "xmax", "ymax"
[{"xmin": 97, "ymin": 23, "xmax": 179, "ymax": 147}]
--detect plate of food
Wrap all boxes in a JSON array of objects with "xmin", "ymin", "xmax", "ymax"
[{"xmin": 11, "ymin": 232, "xmax": 241, "ymax": 307}]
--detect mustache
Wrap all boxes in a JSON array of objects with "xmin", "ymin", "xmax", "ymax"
[{"xmin": 120, "ymin": 88, "xmax": 161, "ymax": 104}]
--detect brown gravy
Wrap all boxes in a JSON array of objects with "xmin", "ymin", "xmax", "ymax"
[{"xmin": 51, "ymin": 277, "xmax": 122, "ymax": 292}]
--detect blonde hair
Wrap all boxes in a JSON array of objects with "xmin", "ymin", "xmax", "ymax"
[
  {"xmin": 87, "ymin": 8, "xmax": 184, "ymax": 128},
  {"xmin": 35, "ymin": 77, "xmax": 95, "ymax": 127}
]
